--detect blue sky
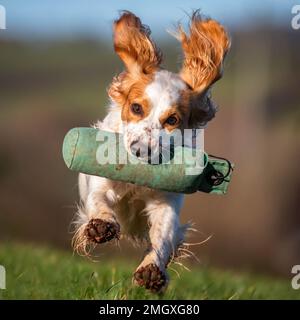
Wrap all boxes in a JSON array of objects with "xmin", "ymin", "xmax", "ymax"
[{"xmin": 0, "ymin": 0, "xmax": 296, "ymax": 40}]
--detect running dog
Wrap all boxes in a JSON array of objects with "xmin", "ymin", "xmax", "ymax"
[{"xmin": 72, "ymin": 10, "xmax": 230, "ymax": 293}]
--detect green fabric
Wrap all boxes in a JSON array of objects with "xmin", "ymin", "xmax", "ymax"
[
  {"xmin": 62, "ymin": 127, "xmax": 233, "ymax": 195},
  {"xmin": 198, "ymin": 157, "xmax": 234, "ymax": 195}
]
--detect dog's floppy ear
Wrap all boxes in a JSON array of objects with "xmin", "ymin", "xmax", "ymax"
[
  {"xmin": 113, "ymin": 11, "xmax": 162, "ymax": 75},
  {"xmin": 175, "ymin": 11, "xmax": 230, "ymax": 126},
  {"xmin": 176, "ymin": 11, "xmax": 230, "ymax": 93}
]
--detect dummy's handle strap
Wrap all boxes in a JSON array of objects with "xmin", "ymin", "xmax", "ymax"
[
  {"xmin": 206, "ymin": 154, "xmax": 234, "ymax": 186},
  {"xmin": 198, "ymin": 154, "xmax": 234, "ymax": 194}
]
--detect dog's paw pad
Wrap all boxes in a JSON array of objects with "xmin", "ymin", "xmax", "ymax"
[
  {"xmin": 133, "ymin": 264, "xmax": 167, "ymax": 293},
  {"xmin": 85, "ymin": 218, "xmax": 120, "ymax": 244}
]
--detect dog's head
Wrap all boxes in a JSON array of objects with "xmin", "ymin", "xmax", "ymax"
[{"xmin": 108, "ymin": 11, "xmax": 230, "ymax": 162}]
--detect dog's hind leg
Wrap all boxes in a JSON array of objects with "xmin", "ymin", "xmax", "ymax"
[
  {"xmin": 133, "ymin": 193, "xmax": 186, "ymax": 293},
  {"xmin": 72, "ymin": 173, "xmax": 120, "ymax": 254}
]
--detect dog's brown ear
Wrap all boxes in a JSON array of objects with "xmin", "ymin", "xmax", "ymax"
[
  {"xmin": 113, "ymin": 11, "xmax": 162, "ymax": 75},
  {"xmin": 176, "ymin": 11, "xmax": 230, "ymax": 93}
]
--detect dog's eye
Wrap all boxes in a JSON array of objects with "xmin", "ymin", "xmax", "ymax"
[
  {"xmin": 165, "ymin": 115, "xmax": 179, "ymax": 126},
  {"xmin": 130, "ymin": 103, "xmax": 143, "ymax": 115}
]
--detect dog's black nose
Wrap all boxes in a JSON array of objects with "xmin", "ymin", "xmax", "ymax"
[
  {"xmin": 130, "ymin": 141, "xmax": 141, "ymax": 158},
  {"xmin": 130, "ymin": 141, "xmax": 151, "ymax": 159}
]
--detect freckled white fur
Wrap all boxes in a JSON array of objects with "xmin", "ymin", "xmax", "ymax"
[
  {"xmin": 146, "ymin": 70, "xmax": 187, "ymax": 121},
  {"xmin": 76, "ymin": 69, "xmax": 188, "ymax": 284},
  {"xmin": 121, "ymin": 71, "xmax": 187, "ymax": 159}
]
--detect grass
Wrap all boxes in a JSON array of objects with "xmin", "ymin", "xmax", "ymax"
[{"xmin": 0, "ymin": 243, "xmax": 298, "ymax": 300}]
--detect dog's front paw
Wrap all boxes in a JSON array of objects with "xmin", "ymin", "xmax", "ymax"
[
  {"xmin": 133, "ymin": 263, "xmax": 167, "ymax": 293},
  {"xmin": 85, "ymin": 218, "xmax": 120, "ymax": 244}
]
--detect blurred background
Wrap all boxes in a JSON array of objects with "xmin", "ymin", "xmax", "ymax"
[{"xmin": 0, "ymin": 0, "xmax": 299, "ymax": 277}]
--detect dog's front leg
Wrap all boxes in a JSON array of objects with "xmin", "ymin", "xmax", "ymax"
[
  {"xmin": 133, "ymin": 193, "xmax": 185, "ymax": 292},
  {"xmin": 72, "ymin": 174, "xmax": 121, "ymax": 254}
]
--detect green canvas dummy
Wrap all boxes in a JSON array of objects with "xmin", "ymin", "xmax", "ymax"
[{"xmin": 63, "ymin": 127, "xmax": 233, "ymax": 194}]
